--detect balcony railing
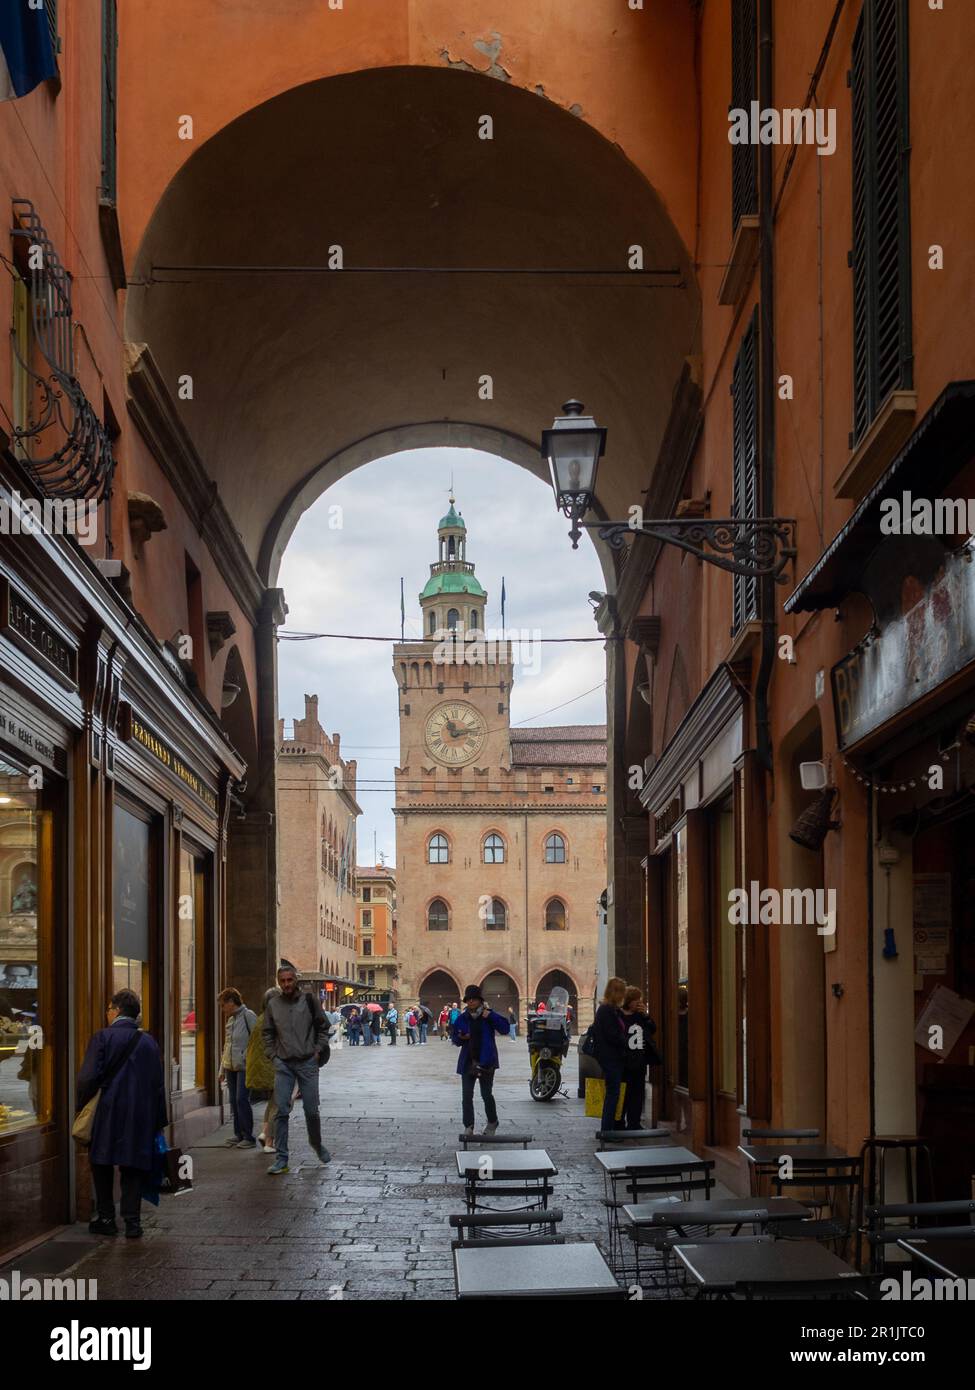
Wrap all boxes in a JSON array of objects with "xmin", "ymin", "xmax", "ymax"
[{"xmin": 9, "ymin": 201, "xmax": 114, "ymax": 502}]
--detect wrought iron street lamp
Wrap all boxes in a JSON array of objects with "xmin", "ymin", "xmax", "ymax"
[{"xmin": 543, "ymin": 400, "xmax": 796, "ymax": 583}]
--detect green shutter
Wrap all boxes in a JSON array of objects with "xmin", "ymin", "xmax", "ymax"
[
  {"xmin": 851, "ymin": 0, "xmax": 912, "ymax": 444},
  {"xmin": 732, "ymin": 308, "xmax": 759, "ymax": 633},
  {"xmin": 101, "ymin": 0, "xmax": 118, "ymax": 203},
  {"xmin": 730, "ymin": 0, "xmax": 758, "ymax": 232}
]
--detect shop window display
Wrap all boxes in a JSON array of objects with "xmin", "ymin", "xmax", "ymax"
[{"xmin": 0, "ymin": 762, "xmax": 49, "ymax": 1134}]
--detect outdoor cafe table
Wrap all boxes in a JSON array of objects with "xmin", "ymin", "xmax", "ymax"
[
  {"xmin": 455, "ymin": 1148, "xmax": 558, "ymax": 1213},
  {"xmin": 896, "ymin": 1236, "xmax": 975, "ymax": 1281},
  {"xmin": 675, "ymin": 1239, "xmax": 866, "ymax": 1299},
  {"xmin": 454, "ymin": 1242, "xmax": 625, "ymax": 1300},
  {"xmin": 737, "ymin": 1143, "xmax": 858, "ymax": 1197},
  {"xmin": 622, "ymin": 1195, "xmax": 811, "ymax": 1234},
  {"xmin": 596, "ymin": 1146, "xmax": 708, "ymax": 1262}
]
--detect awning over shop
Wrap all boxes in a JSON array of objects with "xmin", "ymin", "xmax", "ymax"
[{"xmin": 785, "ymin": 381, "xmax": 975, "ymax": 615}]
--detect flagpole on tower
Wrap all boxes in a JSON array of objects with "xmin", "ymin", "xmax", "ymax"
[{"xmin": 400, "ymin": 577, "xmax": 405, "ymax": 641}]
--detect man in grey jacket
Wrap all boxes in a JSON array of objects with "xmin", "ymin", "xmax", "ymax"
[
  {"xmin": 218, "ymin": 987, "xmax": 257, "ymax": 1147},
  {"xmin": 262, "ymin": 963, "xmax": 331, "ymax": 1174}
]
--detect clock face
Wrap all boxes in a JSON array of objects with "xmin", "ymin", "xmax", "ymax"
[{"xmin": 424, "ymin": 701, "xmax": 487, "ymax": 766}]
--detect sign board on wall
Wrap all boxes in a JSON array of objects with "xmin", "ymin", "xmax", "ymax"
[
  {"xmin": 832, "ymin": 545, "xmax": 975, "ymax": 749},
  {"xmin": 913, "ymin": 873, "xmax": 951, "ymax": 975}
]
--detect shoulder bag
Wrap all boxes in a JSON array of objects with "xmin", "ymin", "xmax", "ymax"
[{"xmin": 72, "ymin": 1028, "xmax": 142, "ymax": 1146}]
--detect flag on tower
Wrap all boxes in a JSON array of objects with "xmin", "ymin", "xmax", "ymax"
[
  {"xmin": 501, "ymin": 576, "xmax": 506, "ymax": 629},
  {"xmin": 400, "ymin": 577, "xmax": 405, "ymax": 640}
]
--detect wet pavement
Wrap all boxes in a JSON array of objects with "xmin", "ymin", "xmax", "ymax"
[{"xmin": 34, "ymin": 1032, "xmax": 652, "ymax": 1300}]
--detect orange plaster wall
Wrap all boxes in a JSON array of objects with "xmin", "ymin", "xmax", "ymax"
[{"xmin": 118, "ymin": 0, "xmax": 699, "ymax": 267}]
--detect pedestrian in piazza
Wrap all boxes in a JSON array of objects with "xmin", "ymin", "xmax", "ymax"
[
  {"xmin": 592, "ymin": 977, "xmax": 627, "ymax": 1132},
  {"xmin": 438, "ymin": 1005, "xmax": 450, "ymax": 1039},
  {"xmin": 404, "ymin": 1007, "xmax": 415, "ymax": 1044},
  {"xmin": 452, "ymin": 984, "xmax": 510, "ymax": 1137},
  {"xmin": 418, "ymin": 1004, "xmax": 429, "ymax": 1044},
  {"xmin": 217, "ymin": 987, "xmax": 257, "ymax": 1148},
  {"xmin": 620, "ymin": 985, "xmax": 660, "ymax": 1131},
  {"xmin": 261, "ymin": 964, "xmax": 331, "ymax": 1174},
  {"xmin": 386, "ymin": 1003, "xmax": 399, "ymax": 1044},
  {"xmin": 245, "ymin": 989, "xmax": 278, "ymax": 1152},
  {"xmin": 348, "ymin": 1008, "xmax": 361, "ymax": 1046},
  {"xmin": 370, "ymin": 1008, "xmax": 382, "ymax": 1046},
  {"xmin": 507, "ymin": 1006, "xmax": 518, "ymax": 1038},
  {"xmin": 76, "ymin": 988, "xmax": 168, "ymax": 1239},
  {"xmin": 448, "ymin": 1001, "xmax": 460, "ymax": 1035}
]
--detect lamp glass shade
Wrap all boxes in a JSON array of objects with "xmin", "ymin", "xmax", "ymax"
[{"xmin": 543, "ymin": 421, "xmax": 605, "ymax": 509}]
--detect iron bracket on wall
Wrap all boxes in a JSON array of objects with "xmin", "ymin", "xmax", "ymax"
[{"xmin": 573, "ymin": 516, "xmax": 797, "ymax": 583}]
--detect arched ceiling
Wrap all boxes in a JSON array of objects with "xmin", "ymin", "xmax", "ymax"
[{"xmin": 127, "ymin": 66, "xmax": 699, "ymax": 580}]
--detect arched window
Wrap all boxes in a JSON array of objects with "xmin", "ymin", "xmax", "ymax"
[
  {"xmin": 545, "ymin": 832, "xmax": 567, "ymax": 863},
  {"xmin": 428, "ymin": 833, "xmax": 449, "ymax": 864},
  {"xmin": 545, "ymin": 898, "xmax": 567, "ymax": 931},
  {"xmin": 427, "ymin": 899, "xmax": 449, "ymax": 931},
  {"xmin": 448, "ymin": 536, "xmax": 456, "ymax": 559},
  {"xmin": 484, "ymin": 898, "xmax": 507, "ymax": 931},
  {"xmin": 429, "ymin": 610, "xmax": 436, "ymax": 634},
  {"xmin": 469, "ymin": 609, "xmax": 478, "ymax": 629},
  {"xmin": 447, "ymin": 608, "xmax": 459, "ymax": 630},
  {"xmin": 483, "ymin": 832, "xmax": 505, "ymax": 864}
]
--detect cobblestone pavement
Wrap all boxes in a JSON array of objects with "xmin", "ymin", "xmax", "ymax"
[{"xmin": 49, "ymin": 1033, "xmax": 640, "ymax": 1301}]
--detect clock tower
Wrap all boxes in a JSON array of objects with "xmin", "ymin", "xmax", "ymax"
[
  {"xmin": 391, "ymin": 495, "xmax": 606, "ymax": 1035},
  {"xmin": 393, "ymin": 496, "xmax": 514, "ymax": 776}
]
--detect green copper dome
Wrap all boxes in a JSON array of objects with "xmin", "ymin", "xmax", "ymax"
[
  {"xmin": 420, "ymin": 571, "xmax": 486, "ymax": 600},
  {"xmin": 438, "ymin": 501, "xmax": 466, "ymax": 531}
]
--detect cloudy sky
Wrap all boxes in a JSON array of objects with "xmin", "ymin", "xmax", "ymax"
[{"xmin": 277, "ymin": 448, "xmax": 607, "ymax": 865}]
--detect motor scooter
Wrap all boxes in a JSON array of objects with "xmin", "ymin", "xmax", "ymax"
[{"xmin": 527, "ymin": 986, "xmax": 571, "ymax": 1100}]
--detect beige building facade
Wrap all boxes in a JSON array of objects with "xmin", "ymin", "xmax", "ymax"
[
  {"xmin": 393, "ymin": 501, "xmax": 606, "ymax": 1030},
  {"xmin": 277, "ymin": 696, "xmax": 361, "ymax": 1003},
  {"xmin": 355, "ymin": 864, "xmax": 398, "ymax": 998}
]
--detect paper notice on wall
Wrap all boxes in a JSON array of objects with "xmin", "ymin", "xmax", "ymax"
[
  {"xmin": 914, "ymin": 984, "xmax": 975, "ymax": 1060},
  {"xmin": 913, "ymin": 873, "xmax": 951, "ymax": 973}
]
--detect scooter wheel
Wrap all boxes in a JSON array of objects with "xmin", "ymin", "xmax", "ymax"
[{"xmin": 530, "ymin": 1064, "xmax": 559, "ymax": 1101}]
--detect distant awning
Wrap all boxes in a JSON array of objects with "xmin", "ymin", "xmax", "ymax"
[{"xmin": 785, "ymin": 382, "xmax": 975, "ymax": 614}]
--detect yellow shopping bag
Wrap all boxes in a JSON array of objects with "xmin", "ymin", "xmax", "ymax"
[{"xmin": 584, "ymin": 1077, "xmax": 626, "ymax": 1120}]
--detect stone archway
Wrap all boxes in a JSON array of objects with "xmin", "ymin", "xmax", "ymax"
[
  {"xmin": 480, "ymin": 969, "xmax": 519, "ymax": 1025},
  {"xmin": 417, "ymin": 967, "xmax": 463, "ymax": 1026},
  {"xmin": 534, "ymin": 968, "xmax": 580, "ymax": 1033}
]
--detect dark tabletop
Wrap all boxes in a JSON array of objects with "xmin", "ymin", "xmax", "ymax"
[
  {"xmin": 595, "ymin": 1145, "xmax": 701, "ymax": 1173},
  {"xmin": 738, "ymin": 1143, "xmax": 853, "ymax": 1165},
  {"xmin": 676, "ymin": 1240, "xmax": 863, "ymax": 1290},
  {"xmin": 622, "ymin": 1196, "xmax": 810, "ymax": 1227},
  {"xmin": 897, "ymin": 1236, "xmax": 975, "ymax": 1280},
  {"xmin": 454, "ymin": 1243, "xmax": 623, "ymax": 1299},
  {"xmin": 455, "ymin": 1149, "xmax": 557, "ymax": 1178}
]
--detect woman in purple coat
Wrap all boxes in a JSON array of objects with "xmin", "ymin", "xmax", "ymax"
[{"xmin": 76, "ymin": 988, "xmax": 168, "ymax": 1238}]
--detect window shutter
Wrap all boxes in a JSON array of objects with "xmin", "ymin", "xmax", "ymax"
[
  {"xmin": 101, "ymin": 0, "xmax": 119, "ymax": 203},
  {"xmin": 732, "ymin": 309, "xmax": 759, "ymax": 632},
  {"xmin": 851, "ymin": 0, "xmax": 912, "ymax": 444},
  {"xmin": 730, "ymin": 0, "xmax": 758, "ymax": 231}
]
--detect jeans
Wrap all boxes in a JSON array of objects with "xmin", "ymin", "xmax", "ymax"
[
  {"xmin": 419, "ymin": 1022, "xmax": 428, "ymax": 1043},
  {"xmin": 622, "ymin": 1070, "xmax": 645, "ymax": 1130},
  {"xmin": 461, "ymin": 1065, "xmax": 498, "ymax": 1129},
  {"xmin": 362, "ymin": 1025, "xmax": 372, "ymax": 1046},
  {"xmin": 600, "ymin": 1061, "xmax": 624, "ymax": 1132},
  {"xmin": 226, "ymin": 1068, "xmax": 254, "ymax": 1140},
  {"xmin": 272, "ymin": 1055, "xmax": 320, "ymax": 1161},
  {"xmin": 92, "ymin": 1163, "xmax": 143, "ymax": 1225}
]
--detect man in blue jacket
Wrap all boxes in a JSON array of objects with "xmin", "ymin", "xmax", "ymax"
[
  {"xmin": 452, "ymin": 984, "xmax": 510, "ymax": 1136},
  {"xmin": 76, "ymin": 989, "xmax": 167, "ymax": 1239}
]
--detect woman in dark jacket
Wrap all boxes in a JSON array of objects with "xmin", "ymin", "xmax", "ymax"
[
  {"xmin": 453, "ymin": 984, "xmax": 511, "ymax": 1136},
  {"xmin": 76, "ymin": 988, "xmax": 168, "ymax": 1238},
  {"xmin": 620, "ymin": 985, "xmax": 659, "ymax": 1130},
  {"xmin": 592, "ymin": 976, "xmax": 627, "ymax": 1132}
]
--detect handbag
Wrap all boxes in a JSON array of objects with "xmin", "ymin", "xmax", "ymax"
[
  {"xmin": 306, "ymin": 992, "xmax": 331, "ymax": 1067},
  {"xmin": 580, "ymin": 1026, "xmax": 597, "ymax": 1057},
  {"xmin": 72, "ymin": 1028, "xmax": 142, "ymax": 1146}
]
